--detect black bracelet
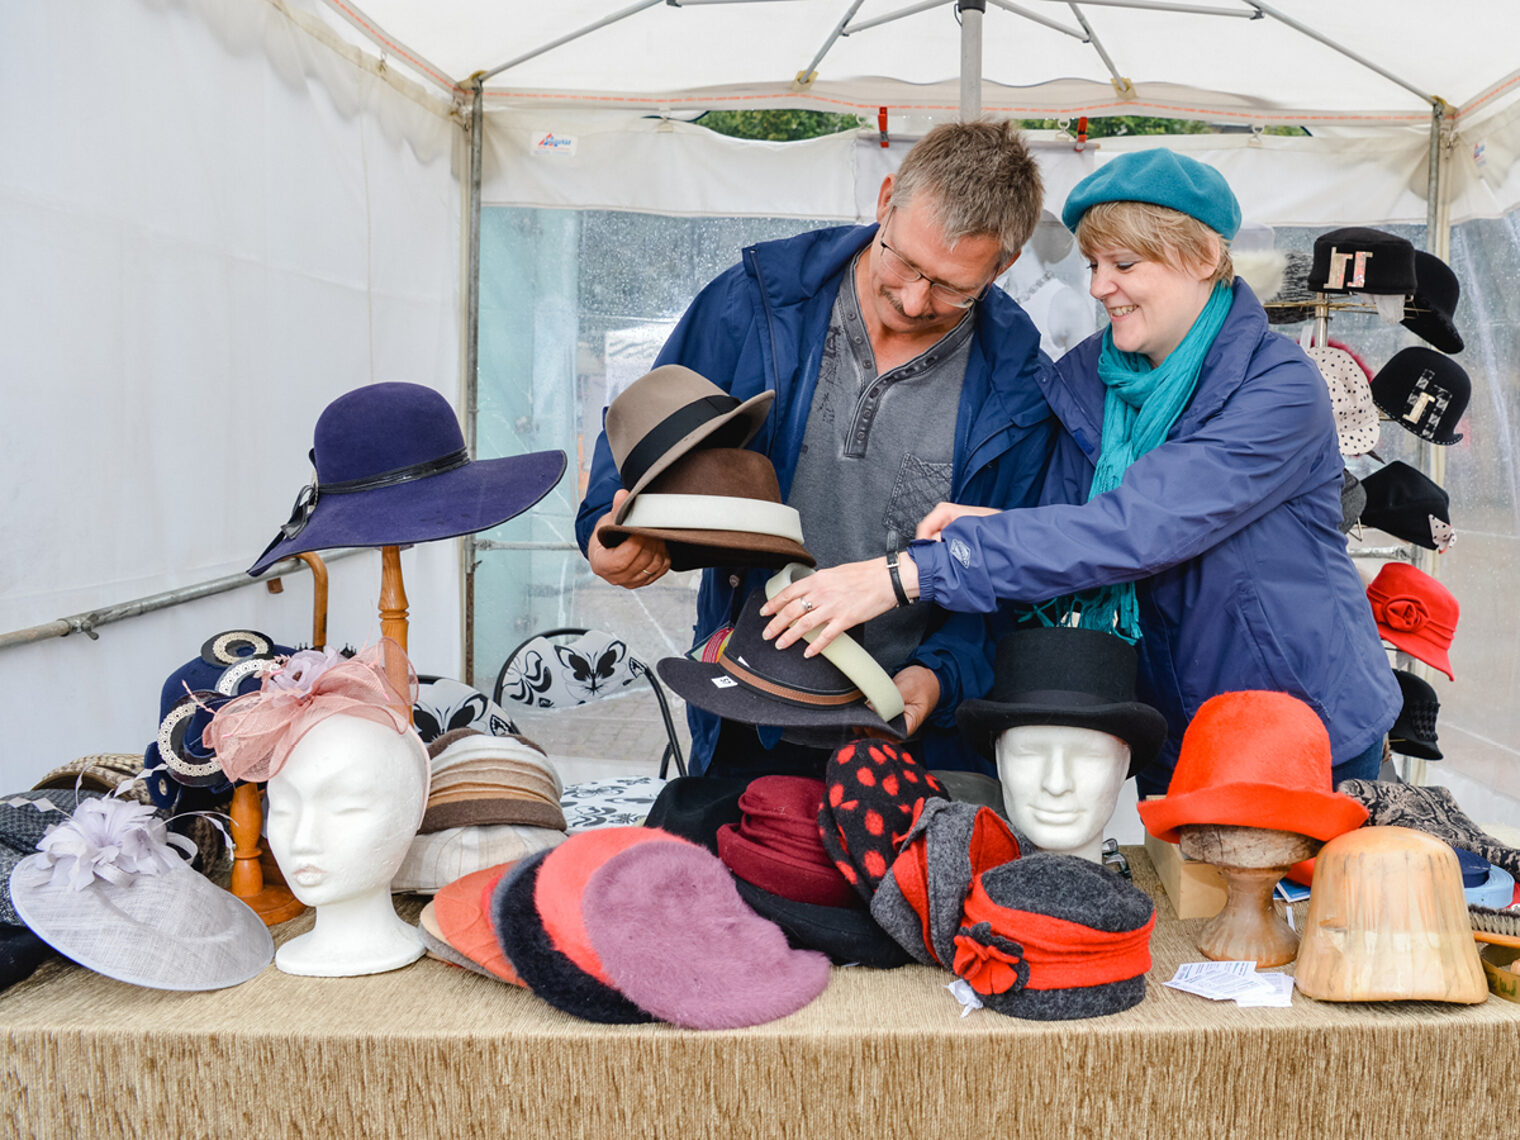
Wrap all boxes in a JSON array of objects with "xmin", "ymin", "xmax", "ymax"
[{"xmin": 886, "ymin": 550, "xmax": 913, "ymax": 607}]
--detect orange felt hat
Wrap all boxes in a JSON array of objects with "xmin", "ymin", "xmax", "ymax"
[
  {"xmin": 432, "ymin": 863, "xmax": 525, "ymax": 986},
  {"xmin": 1137, "ymin": 691, "xmax": 1370, "ymax": 844}
]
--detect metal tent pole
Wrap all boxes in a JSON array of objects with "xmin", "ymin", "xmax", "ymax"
[
  {"xmin": 463, "ymin": 78, "xmax": 485, "ymax": 686},
  {"xmin": 959, "ymin": 0, "xmax": 986, "ymax": 119}
]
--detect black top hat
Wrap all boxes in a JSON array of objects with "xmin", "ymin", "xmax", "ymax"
[
  {"xmin": 1403, "ymin": 251, "xmax": 1464, "ymax": 354},
  {"xmin": 1371, "ymin": 347, "xmax": 1470, "ymax": 446},
  {"xmin": 1359, "ymin": 461, "xmax": 1453, "ymax": 552},
  {"xmin": 658, "ymin": 590, "xmax": 906, "ymax": 740},
  {"xmin": 1309, "ymin": 227, "xmax": 1417, "ymax": 295},
  {"xmin": 956, "ymin": 627, "xmax": 1167, "ymax": 776},
  {"xmin": 1389, "ymin": 668, "xmax": 1442, "ymax": 760}
]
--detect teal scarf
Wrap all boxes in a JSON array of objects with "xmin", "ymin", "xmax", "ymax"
[{"xmin": 1062, "ymin": 282, "xmax": 1234, "ymax": 642}]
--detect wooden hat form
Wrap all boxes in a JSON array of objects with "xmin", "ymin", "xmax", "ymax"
[
  {"xmin": 1296, "ymin": 825, "xmax": 1486, "ymax": 1004},
  {"xmin": 1179, "ymin": 824, "xmax": 1320, "ymax": 968}
]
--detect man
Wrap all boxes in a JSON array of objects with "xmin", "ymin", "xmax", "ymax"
[{"xmin": 574, "ymin": 119, "xmax": 1054, "ymax": 777}]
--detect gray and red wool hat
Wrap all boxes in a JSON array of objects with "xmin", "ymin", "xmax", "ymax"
[{"xmin": 953, "ymin": 853, "xmax": 1155, "ymax": 1021}]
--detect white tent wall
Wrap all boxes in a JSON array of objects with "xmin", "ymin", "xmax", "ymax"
[
  {"xmin": 473, "ymin": 107, "xmax": 1520, "ymax": 804},
  {"xmin": 0, "ymin": 0, "xmax": 464, "ymax": 789}
]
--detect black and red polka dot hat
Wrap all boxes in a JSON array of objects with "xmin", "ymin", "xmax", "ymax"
[{"xmin": 817, "ymin": 738, "xmax": 949, "ymax": 905}]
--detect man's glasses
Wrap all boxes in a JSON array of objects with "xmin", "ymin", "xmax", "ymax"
[{"xmin": 876, "ymin": 209, "xmax": 988, "ymax": 310}]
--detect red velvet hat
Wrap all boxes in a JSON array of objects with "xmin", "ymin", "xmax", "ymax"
[
  {"xmin": 1366, "ymin": 562, "xmax": 1459, "ymax": 680},
  {"xmin": 1137, "ymin": 691, "xmax": 1370, "ymax": 844},
  {"xmin": 717, "ymin": 777, "xmax": 857, "ymax": 909}
]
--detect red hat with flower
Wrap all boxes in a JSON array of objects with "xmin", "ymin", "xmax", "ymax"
[{"xmin": 1365, "ymin": 562, "xmax": 1459, "ymax": 680}]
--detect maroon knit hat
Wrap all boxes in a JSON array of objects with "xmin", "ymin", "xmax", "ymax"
[
  {"xmin": 818, "ymin": 739, "xmax": 949, "ymax": 904},
  {"xmin": 717, "ymin": 776, "xmax": 858, "ymax": 909}
]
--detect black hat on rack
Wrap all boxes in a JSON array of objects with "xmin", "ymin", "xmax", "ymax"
[
  {"xmin": 1370, "ymin": 347, "xmax": 1470, "ymax": 446},
  {"xmin": 1359, "ymin": 461, "xmax": 1454, "ymax": 553},
  {"xmin": 1309, "ymin": 227, "xmax": 1416, "ymax": 295},
  {"xmin": 1403, "ymin": 251, "xmax": 1465, "ymax": 354},
  {"xmin": 1388, "ymin": 668, "xmax": 1442, "ymax": 761}
]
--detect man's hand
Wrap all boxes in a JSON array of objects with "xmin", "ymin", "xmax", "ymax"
[
  {"xmin": 892, "ymin": 665, "xmax": 940, "ymax": 738},
  {"xmin": 587, "ymin": 490, "xmax": 671, "ymax": 588},
  {"xmin": 916, "ymin": 501, "xmax": 1000, "ymax": 541}
]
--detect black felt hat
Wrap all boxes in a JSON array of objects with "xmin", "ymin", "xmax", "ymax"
[
  {"xmin": 1359, "ymin": 461, "xmax": 1453, "ymax": 552},
  {"xmin": 658, "ymin": 589, "xmax": 905, "ymax": 739},
  {"xmin": 642, "ymin": 776, "xmax": 748, "ymax": 854},
  {"xmin": 732, "ymin": 878, "xmax": 911, "ymax": 969},
  {"xmin": 1371, "ymin": 347, "xmax": 1470, "ymax": 446},
  {"xmin": 956, "ymin": 627, "xmax": 1167, "ymax": 776},
  {"xmin": 1308, "ymin": 227, "xmax": 1416, "ymax": 295},
  {"xmin": 1389, "ymin": 668, "xmax": 1442, "ymax": 761},
  {"xmin": 1403, "ymin": 251, "xmax": 1464, "ymax": 354}
]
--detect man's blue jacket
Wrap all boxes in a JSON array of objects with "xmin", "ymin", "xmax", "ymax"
[
  {"xmin": 575, "ymin": 224, "xmax": 1055, "ymax": 774},
  {"xmin": 913, "ymin": 280, "xmax": 1401, "ymax": 783}
]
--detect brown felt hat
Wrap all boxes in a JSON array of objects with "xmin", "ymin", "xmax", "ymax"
[
  {"xmin": 420, "ymin": 733, "xmax": 567, "ymax": 834},
  {"xmin": 600, "ymin": 447, "xmax": 814, "ymax": 571},
  {"xmin": 606, "ymin": 365, "xmax": 773, "ymax": 522}
]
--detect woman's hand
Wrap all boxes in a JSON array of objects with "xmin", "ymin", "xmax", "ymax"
[
  {"xmin": 587, "ymin": 490, "xmax": 671, "ymax": 588},
  {"xmin": 916, "ymin": 501, "xmax": 1000, "ymax": 541},
  {"xmin": 759, "ymin": 554, "xmax": 909, "ymax": 654}
]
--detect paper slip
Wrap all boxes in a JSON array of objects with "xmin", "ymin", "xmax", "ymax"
[
  {"xmin": 945, "ymin": 978, "xmax": 984, "ymax": 1017},
  {"xmin": 1164, "ymin": 961, "xmax": 1294, "ymax": 1006}
]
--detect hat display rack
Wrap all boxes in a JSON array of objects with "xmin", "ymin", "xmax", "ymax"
[{"xmin": 1267, "ymin": 227, "xmax": 1468, "ymax": 785}]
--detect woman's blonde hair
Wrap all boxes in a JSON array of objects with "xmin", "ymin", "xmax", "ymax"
[{"xmin": 1076, "ymin": 200, "xmax": 1234, "ymax": 286}]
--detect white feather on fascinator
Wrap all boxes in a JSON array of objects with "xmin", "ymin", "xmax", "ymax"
[{"xmin": 9, "ymin": 795, "xmax": 273, "ymax": 990}]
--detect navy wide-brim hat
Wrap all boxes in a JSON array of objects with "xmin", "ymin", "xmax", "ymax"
[
  {"xmin": 249, "ymin": 382, "xmax": 567, "ymax": 575},
  {"xmin": 957, "ymin": 627, "xmax": 1167, "ymax": 777},
  {"xmin": 1060, "ymin": 148, "xmax": 1241, "ymax": 239}
]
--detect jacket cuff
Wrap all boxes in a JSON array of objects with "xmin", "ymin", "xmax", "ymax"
[{"xmin": 907, "ymin": 539, "xmax": 948, "ymax": 604}]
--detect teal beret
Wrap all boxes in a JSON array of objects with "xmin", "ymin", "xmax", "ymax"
[{"xmin": 1061, "ymin": 149, "xmax": 1242, "ymax": 240}]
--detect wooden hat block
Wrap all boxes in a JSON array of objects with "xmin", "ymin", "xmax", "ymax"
[
  {"xmin": 1295, "ymin": 825, "xmax": 1487, "ymax": 1004},
  {"xmin": 1178, "ymin": 823, "xmax": 1320, "ymax": 968}
]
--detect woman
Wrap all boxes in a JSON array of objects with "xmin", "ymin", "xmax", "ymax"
[{"xmin": 762, "ymin": 148, "xmax": 1399, "ymax": 794}]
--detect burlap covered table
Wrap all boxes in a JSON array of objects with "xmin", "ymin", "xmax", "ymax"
[{"xmin": 2, "ymin": 849, "xmax": 1517, "ymax": 1138}]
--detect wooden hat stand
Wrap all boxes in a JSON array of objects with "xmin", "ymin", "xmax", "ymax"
[{"xmin": 1179, "ymin": 823, "xmax": 1320, "ymax": 968}]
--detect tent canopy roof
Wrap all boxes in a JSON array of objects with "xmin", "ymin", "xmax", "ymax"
[{"xmin": 334, "ymin": 0, "xmax": 1520, "ymax": 125}]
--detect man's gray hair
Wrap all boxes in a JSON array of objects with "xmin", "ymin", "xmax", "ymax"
[{"xmin": 892, "ymin": 120, "xmax": 1044, "ymax": 261}]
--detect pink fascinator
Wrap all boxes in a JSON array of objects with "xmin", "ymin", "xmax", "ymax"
[{"xmin": 205, "ymin": 639, "xmax": 417, "ymax": 783}]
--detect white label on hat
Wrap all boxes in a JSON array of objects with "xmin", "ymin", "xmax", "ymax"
[
  {"xmin": 945, "ymin": 979, "xmax": 984, "ymax": 1016},
  {"xmin": 532, "ymin": 132, "xmax": 577, "ymax": 157},
  {"xmin": 711, "ymin": 676, "xmax": 738, "ymax": 689}
]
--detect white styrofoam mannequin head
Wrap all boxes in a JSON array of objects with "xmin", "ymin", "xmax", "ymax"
[
  {"xmin": 995, "ymin": 723, "xmax": 1130, "ymax": 863},
  {"xmin": 265, "ymin": 712, "xmax": 428, "ymax": 976}
]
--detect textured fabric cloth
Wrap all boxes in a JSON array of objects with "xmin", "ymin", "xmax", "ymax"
[
  {"xmin": 787, "ymin": 252, "xmax": 969, "ymax": 669},
  {"xmin": 913, "ymin": 281, "xmax": 1401, "ymax": 788},
  {"xmin": 575, "ymin": 223, "xmax": 1055, "ymax": 775},
  {"xmin": 1340, "ymin": 779, "xmax": 1520, "ymax": 879},
  {"xmin": 7, "ymin": 850, "xmax": 1520, "ymax": 1137}
]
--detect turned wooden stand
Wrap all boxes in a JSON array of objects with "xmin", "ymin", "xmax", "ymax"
[{"xmin": 1178, "ymin": 823, "xmax": 1321, "ymax": 968}]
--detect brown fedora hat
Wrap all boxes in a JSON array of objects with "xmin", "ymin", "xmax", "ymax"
[
  {"xmin": 600, "ymin": 448, "xmax": 814, "ymax": 570},
  {"xmin": 607, "ymin": 365, "xmax": 773, "ymax": 524}
]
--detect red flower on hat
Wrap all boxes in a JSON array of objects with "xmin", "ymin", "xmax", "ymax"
[
  {"xmin": 1381, "ymin": 595, "xmax": 1428, "ymax": 634},
  {"xmin": 952, "ymin": 923, "xmax": 1029, "ymax": 996}
]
